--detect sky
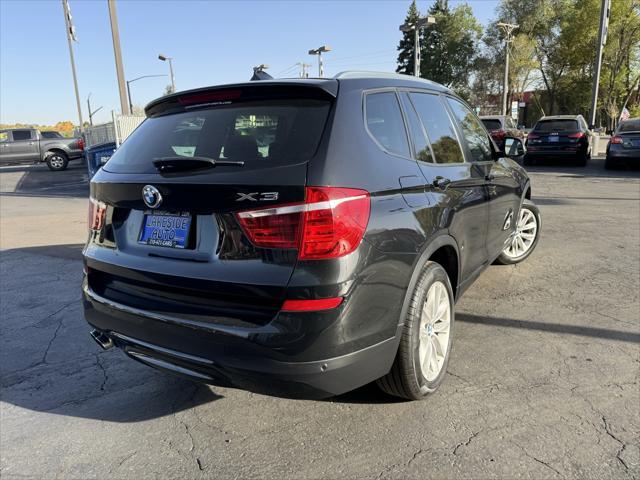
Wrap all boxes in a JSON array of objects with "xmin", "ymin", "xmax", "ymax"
[{"xmin": 0, "ymin": 0, "xmax": 500, "ymax": 125}]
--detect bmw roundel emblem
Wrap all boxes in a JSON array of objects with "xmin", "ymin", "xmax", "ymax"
[{"xmin": 142, "ymin": 185, "xmax": 162, "ymax": 209}]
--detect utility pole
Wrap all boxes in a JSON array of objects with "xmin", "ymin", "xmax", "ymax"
[
  {"xmin": 61, "ymin": 0, "xmax": 84, "ymax": 132},
  {"xmin": 107, "ymin": 0, "xmax": 130, "ymax": 115},
  {"xmin": 589, "ymin": 0, "xmax": 610, "ymax": 128},
  {"xmin": 497, "ymin": 22, "xmax": 518, "ymax": 116},
  {"xmin": 399, "ymin": 16, "xmax": 436, "ymax": 77},
  {"xmin": 297, "ymin": 62, "xmax": 311, "ymax": 78},
  {"xmin": 126, "ymin": 74, "xmax": 167, "ymax": 113},
  {"xmin": 86, "ymin": 93, "xmax": 103, "ymax": 126},
  {"xmin": 158, "ymin": 54, "xmax": 176, "ymax": 93},
  {"xmin": 308, "ymin": 46, "xmax": 331, "ymax": 77}
]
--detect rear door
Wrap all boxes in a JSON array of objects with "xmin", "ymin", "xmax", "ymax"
[
  {"xmin": 6, "ymin": 129, "xmax": 40, "ymax": 163},
  {"xmin": 406, "ymin": 91, "xmax": 490, "ymax": 281},
  {"xmin": 446, "ymin": 97, "xmax": 521, "ymax": 260},
  {"xmin": 86, "ymin": 86, "xmax": 334, "ymax": 326}
]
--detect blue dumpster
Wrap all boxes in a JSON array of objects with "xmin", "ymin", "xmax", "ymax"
[{"xmin": 85, "ymin": 141, "xmax": 117, "ymax": 178}]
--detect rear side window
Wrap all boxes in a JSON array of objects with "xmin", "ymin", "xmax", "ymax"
[
  {"xmin": 399, "ymin": 93, "xmax": 433, "ymax": 162},
  {"xmin": 410, "ymin": 93, "xmax": 464, "ymax": 164},
  {"xmin": 447, "ymin": 98, "xmax": 493, "ymax": 162},
  {"xmin": 481, "ymin": 119, "xmax": 502, "ymax": 131},
  {"xmin": 11, "ymin": 130, "xmax": 32, "ymax": 141},
  {"xmin": 365, "ymin": 92, "xmax": 410, "ymax": 157},
  {"xmin": 104, "ymin": 99, "xmax": 331, "ymax": 174},
  {"xmin": 534, "ymin": 120, "xmax": 579, "ymax": 132}
]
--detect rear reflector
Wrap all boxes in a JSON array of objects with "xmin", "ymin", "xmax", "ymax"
[
  {"xmin": 281, "ymin": 297, "xmax": 343, "ymax": 312},
  {"xmin": 236, "ymin": 186, "xmax": 370, "ymax": 260},
  {"xmin": 88, "ymin": 198, "xmax": 106, "ymax": 232},
  {"xmin": 610, "ymin": 136, "xmax": 623, "ymax": 144}
]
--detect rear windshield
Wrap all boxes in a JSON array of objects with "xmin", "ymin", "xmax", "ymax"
[
  {"xmin": 618, "ymin": 119, "xmax": 640, "ymax": 133},
  {"xmin": 103, "ymin": 99, "xmax": 331, "ymax": 174},
  {"xmin": 481, "ymin": 119, "xmax": 502, "ymax": 131},
  {"xmin": 534, "ymin": 119, "xmax": 578, "ymax": 132}
]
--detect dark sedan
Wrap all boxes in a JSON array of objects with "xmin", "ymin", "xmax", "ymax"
[
  {"xmin": 606, "ymin": 118, "xmax": 640, "ymax": 169},
  {"xmin": 524, "ymin": 115, "xmax": 593, "ymax": 166}
]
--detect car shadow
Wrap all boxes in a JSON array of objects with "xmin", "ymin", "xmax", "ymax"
[
  {"xmin": 525, "ymin": 156, "xmax": 640, "ymax": 179},
  {"xmin": 0, "ymin": 243, "xmax": 222, "ymax": 423},
  {"xmin": 0, "ymin": 161, "xmax": 89, "ymax": 198}
]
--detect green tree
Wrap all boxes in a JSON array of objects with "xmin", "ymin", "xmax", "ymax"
[
  {"xmin": 421, "ymin": 0, "xmax": 482, "ymax": 91},
  {"xmin": 396, "ymin": 0, "xmax": 422, "ymax": 75}
]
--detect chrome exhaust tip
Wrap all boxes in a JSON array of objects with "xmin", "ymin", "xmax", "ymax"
[{"xmin": 90, "ymin": 330, "xmax": 114, "ymax": 350}]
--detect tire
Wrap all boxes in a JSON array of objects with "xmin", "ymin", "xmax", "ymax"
[
  {"xmin": 45, "ymin": 151, "xmax": 69, "ymax": 171},
  {"xmin": 376, "ymin": 261, "xmax": 454, "ymax": 400},
  {"xmin": 604, "ymin": 157, "xmax": 616, "ymax": 170},
  {"xmin": 494, "ymin": 200, "xmax": 541, "ymax": 265},
  {"xmin": 576, "ymin": 151, "xmax": 588, "ymax": 167}
]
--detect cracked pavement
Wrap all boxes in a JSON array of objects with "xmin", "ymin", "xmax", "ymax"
[{"xmin": 0, "ymin": 160, "xmax": 639, "ymax": 479}]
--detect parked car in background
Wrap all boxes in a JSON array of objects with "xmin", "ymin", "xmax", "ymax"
[
  {"xmin": 524, "ymin": 115, "xmax": 593, "ymax": 166},
  {"xmin": 0, "ymin": 128, "xmax": 84, "ymax": 170},
  {"xmin": 480, "ymin": 115, "xmax": 525, "ymax": 150},
  {"xmin": 606, "ymin": 118, "xmax": 640, "ymax": 169},
  {"xmin": 83, "ymin": 72, "xmax": 539, "ymax": 401}
]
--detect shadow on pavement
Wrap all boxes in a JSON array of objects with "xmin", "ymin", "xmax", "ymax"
[
  {"xmin": 0, "ymin": 161, "xmax": 89, "ymax": 198},
  {"xmin": 525, "ymin": 156, "xmax": 640, "ymax": 180}
]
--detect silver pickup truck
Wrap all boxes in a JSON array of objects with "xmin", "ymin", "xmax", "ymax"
[{"xmin": 0, "ymin": 128, "xmax": 84, "ymax": 171}]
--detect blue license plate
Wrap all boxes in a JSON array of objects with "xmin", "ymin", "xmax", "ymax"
[
  {"xmin": 548, "ymin": 135, "xmax": 559, "ymax": 142},
  {"xmin": 631, "ymin": 139, "xmax": 640, "ymax": 147},
  {"xmin": 139, "ymin": 212, "xmax": 191, "ymax": 249}
]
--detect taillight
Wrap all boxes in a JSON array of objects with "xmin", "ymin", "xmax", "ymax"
[
  {"xmin": 236, "ymin": 186, "xmax": 371, "ymax": 260},
  {"xmin": 491, "ymin": 129, "xmax": 507, "ymax": 140},
  {"xmin": 88, "ymin": 198, "xmax": 106, "ymax": 232},
  {"xmin": 567, "ymin": 132, "xmax": 585, "ymax": 139},
  {"xmin": 77, "ymin": 138, "xmax": 85, "ymax": 151},
  {"xmin": 610, "ymin": 135, "xmax": 623, "ymax": 144},
  {"xmin": 527, "ymin": 133, "xmax": 540, "ymax": 139}
]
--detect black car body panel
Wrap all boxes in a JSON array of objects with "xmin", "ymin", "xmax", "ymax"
[
  {"xmin": 83, "ymin": 72, "xmax": 531, "ymax": 398},
  {"xmin": 606, "ymin": 118, "xmax": 640, "ymax": 165}
]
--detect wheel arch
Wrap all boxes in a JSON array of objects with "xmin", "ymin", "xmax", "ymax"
[{"xmin": 41, "ymin": 148, "xmax": 68, "ymax": 162}]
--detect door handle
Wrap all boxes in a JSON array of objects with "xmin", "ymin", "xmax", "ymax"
[
  {"xmin": 29, "ymin": 142, "xmax": 34, "ymax": 145},
  {"xmin": 432, "ymin": 176, "xmax": 451, "ymax": 189}
]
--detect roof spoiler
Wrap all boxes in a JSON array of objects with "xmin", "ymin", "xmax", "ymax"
[{"xmin": 145, "ymin": 81, "xmax": 338, "ymax": 117}]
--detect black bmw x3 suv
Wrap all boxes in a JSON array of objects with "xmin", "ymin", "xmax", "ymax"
[{"xmin": 83, "ymin": 72, "xmax": 540, "ymax": 400}]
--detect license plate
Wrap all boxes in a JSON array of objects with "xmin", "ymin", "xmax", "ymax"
[
  {"xmin": 548, "ymin": 135, "xmax": 559, "ymax": 142},
  {"xmin": 139, "ymin": 212, "xmax": 191, "ymax": 249},
  {"xmin": 631, "ymin": 139, "xmax": 640, "ymax": 147}
]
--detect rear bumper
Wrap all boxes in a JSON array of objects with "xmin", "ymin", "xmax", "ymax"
[
  {"xmin": 82, "ymin": 281, "xmax": 399, "ymax": 399},
  {"xmin": 606, "ymin": 149, "xmax": 640, "ymax": 161}
]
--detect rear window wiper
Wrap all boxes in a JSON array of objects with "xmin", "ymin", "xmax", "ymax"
[{"xmin": 152, "ymin": 156, "xmax": 244, "ymax": 172}]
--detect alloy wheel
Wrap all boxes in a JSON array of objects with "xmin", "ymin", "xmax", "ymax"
[
  {"xmin": 418, "ymin": 281, "xmax": 451, "ymax": 382},
  {"xmin": 503, "ymin": 207, "xmax": 538, "ymax": 259}
]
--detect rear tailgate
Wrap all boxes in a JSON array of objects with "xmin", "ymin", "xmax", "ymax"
[
  {"xmin": 85, "ymin": 83, "xmax": 336, "ymax": 327},
  {"xmin": 528, "ymin": 119, "xmax": 583, "ymax": 152}
]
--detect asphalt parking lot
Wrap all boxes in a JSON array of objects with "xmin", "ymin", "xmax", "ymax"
[{"xmin": 1, "ymin": 158, "xmax": 638, "ymax": 479}]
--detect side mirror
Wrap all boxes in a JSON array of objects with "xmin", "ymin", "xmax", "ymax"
[{"xmin": 503, "ymin": 137, "xmax": 525, "ymax": 158}]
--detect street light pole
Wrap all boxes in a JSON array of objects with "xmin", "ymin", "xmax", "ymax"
[
  {"xmin": 589, "ymin": 0, "xmax": 610, "ymax": 128},
  {"xmin": 399, "ymin": 16, "xmax": 436, "ymax": 78},
  {"xmin": 125, "ymin": 74, "xmax": 167, "ymax": 114},
  {"xmin": 497, "ymin": 22, "xmax": 518, "ymax": 116},
  {"xmin": 308, "ymin": 46, "xmax": 331, "ymax": 78},
  {"xmin": 158, "ymin": 54, "xmax": 176, "ymax": 93},
  {"xmin": 86, "ymin": 93, "xmax": 103, "ymax": 126},
  {"xmin": 107, "ymin": 0, "xmax": 130, "ymax": 115},
  {"xmin": 61, "ymin": 0, "xmax": 84, "ymax": 132}
]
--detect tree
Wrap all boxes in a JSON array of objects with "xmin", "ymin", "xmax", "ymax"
[
  {"xmin": 420, "ymin": 0, "xmax": 482, "ymax": 91},
  {"xmin": 396, "ymin": 0, "xmax": 422, "ymax": 75}
]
